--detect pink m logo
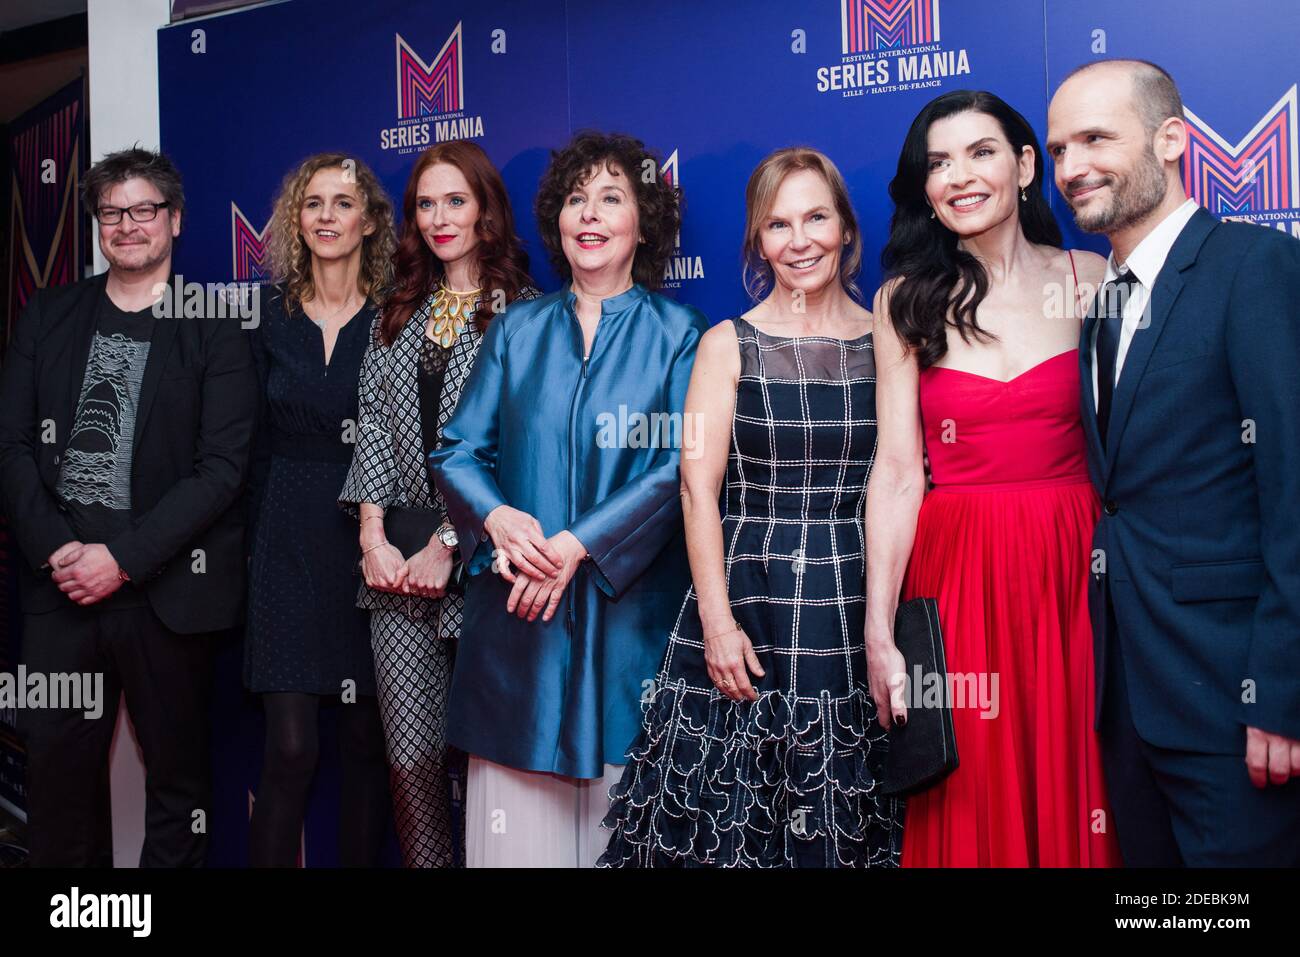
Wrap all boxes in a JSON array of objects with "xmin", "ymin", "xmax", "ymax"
[
  {"xmin": 1183, "ymin": 86, "xmax": 1298, "ymax": 214},
  {"xmin": 396, "ymin": 23, "xmax": 464, "ymax": 120},
  {"xmin": 231, "ymin": 203, "xmax": 270, "ymax": 283},
  {"xmin": 842, "ymin": 0, "xmax": 940, "ymax": 54}
]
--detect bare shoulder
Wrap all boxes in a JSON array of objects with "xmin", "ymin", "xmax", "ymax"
[
  {"xmin": 870, "ymin": 278, "xmax": 911, "ymax": 358},
  {"xmin": 700, "ymin": 316, "xmax": 739, "ymax": 348},
  {"xmin": 1066, "ymin": 248, "xmax": 1108, "ymax": 286},
  {"xmin": 695, "ymin": 318, "xmax": 742, "ymax": 375},
  {"xmin": 872, "ymin": 275, "xmax": 905, "ymax": 311}
]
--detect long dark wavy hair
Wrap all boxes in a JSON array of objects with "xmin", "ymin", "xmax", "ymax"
[
  {"xmin": 534, "ymin": 130, "xmax": 679, "ymax": 290},
  {"xmin": 380, "ymin": 140, "xmax": 533, "ymax": 346},
  {"xmin": 881, "ymin": 90, "xmax": 1062, "ymax": 369}
]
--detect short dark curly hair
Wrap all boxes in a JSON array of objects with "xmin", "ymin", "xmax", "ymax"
[
  {"xmin": 82, "ymin": 146, "xmax": 185, "ymax": 219},
  {"xmin": 534, "ymin": 131, "xmax": 680, "ymax": 290}
]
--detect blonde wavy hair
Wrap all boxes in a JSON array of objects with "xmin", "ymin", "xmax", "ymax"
[{"xmin": 267, "ymin": 152, "xmax": 396, "ymax": 311}]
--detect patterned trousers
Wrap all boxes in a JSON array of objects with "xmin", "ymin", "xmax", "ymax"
[{"xmin": 370, "ymin": 608, "xmax": 466, "ymax": 867}]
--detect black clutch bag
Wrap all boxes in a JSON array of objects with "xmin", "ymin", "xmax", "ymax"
[
  {"xmin": 382, "ymin": 505, "xmax": 466, "ymax": 595},
  {"xmin": 879, "ymin": 596, "xmax": 958, "ymax": 797},
  {"xmin": 369, "ymin": 325, "xmax": 469, "ymax": 597}
]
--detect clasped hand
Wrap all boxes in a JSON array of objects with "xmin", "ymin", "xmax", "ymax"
[
  {"xmin": 484, "ymin": 505, "xmax": 585, "ymax": 623},
  {"xmin": 48, "ymin": 541, "xmax": 123, "ymax": 605},
  {"xmin": 361, "ymin": 538, "xmax": 454, "ymax": 598}
]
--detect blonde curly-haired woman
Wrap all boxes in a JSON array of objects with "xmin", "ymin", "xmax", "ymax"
[{"xmin": 243, "ymin": 152, "xmax": 396, "ymax": 867}]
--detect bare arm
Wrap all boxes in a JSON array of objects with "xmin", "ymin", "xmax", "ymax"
[
  {"xmin": 864, "ymin": 283, "xmax": 927, "ymax": 727},
  {"xmin": 680, "ymin": 321, "xmax": 763, "ymax": 700},
  {"xmin": 681, "ymin": 321, "xmax": 740, "ymax": 634}
]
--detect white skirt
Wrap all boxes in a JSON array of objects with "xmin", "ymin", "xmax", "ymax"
[{"xmin": 465, "ymin": 755, "xmax": 623, "ymax": 868}]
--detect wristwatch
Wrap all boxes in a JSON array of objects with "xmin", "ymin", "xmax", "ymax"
[{"xmin": 436, "ymin": 523, "xmax": 459, "ymax": 550}]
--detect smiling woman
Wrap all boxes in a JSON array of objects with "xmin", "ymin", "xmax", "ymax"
[
  {"xmin": 882, "ymin": 90, "xmax": 1065, "ymax": 370},
  {"xmin": 339, "ymin": 140, "xmax": 541, "ymax": 868},
  {"xmin": 430, "ymin": 130, "xmax": 709, "ymax": 868},
  {"xmin": 865, "ymin": 91, "xmax": 1121, "ymax": 868},
  {"xmin": 598, "ymin": 147, "xmax": 901, "ymax": 869},
  {"xmin": 243, "ymin": 152, "xmax": 397, "ymax": 868}
]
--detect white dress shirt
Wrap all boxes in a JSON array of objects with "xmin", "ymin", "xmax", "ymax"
[{"xmin": 1092, "ymin": 198, "xmax": 1201, "ymax": 410}]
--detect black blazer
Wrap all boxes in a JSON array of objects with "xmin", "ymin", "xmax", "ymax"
[
  {"xmin": 0, "ymin": 273, "xmax": 258, "ymax": 633},
  {"xmin": 1080, "ymin": 207, "xmax": 1300, "ymax": 752}
]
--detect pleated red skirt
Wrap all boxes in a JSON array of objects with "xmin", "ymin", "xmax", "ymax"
[{"xmin": 899, "ymin": 479, "xmax": 1122, "ymax": 867}]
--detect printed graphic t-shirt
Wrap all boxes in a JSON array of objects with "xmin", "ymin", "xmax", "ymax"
[{"xmin": 55, "ymin": 291, "xmax": 155, "ymax": 548}]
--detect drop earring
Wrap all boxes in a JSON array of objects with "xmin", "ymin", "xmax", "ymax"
[
  {"xmin": 929, "ymin": 208, "xmax": 935, "ymax": 219},
  {"xmin": 1020, "ymin": 188, "xmax": 1028, "ymax": 202}
]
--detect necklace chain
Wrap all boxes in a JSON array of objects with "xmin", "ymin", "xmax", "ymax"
[{"xmin": 306, "ymin": 291, "xmax": 362, "ymax": 329}]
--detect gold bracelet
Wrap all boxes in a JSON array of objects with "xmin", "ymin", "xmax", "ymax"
[
  {"xmin": 702, "ymin": 619, "xmax": 742, "ymax": 642},
  {"xmin": 361, "ymin": 539, "xmax": 389, "ymax": 555}
]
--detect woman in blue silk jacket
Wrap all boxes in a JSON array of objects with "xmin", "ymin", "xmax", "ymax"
[{"xmin": 430, "ymin": 131, "xmax": 709, "ymax": 867}]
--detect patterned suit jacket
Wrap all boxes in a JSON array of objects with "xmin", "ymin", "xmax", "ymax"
[{"xmin": 338, "ymin": 286, "xmax": 539, "ymax": 634}]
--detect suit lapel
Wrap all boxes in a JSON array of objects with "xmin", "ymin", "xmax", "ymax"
[
  {"xmin": 1103, "ymin": 208, "xmax": 1217, "ymax": 485},
  {"xmin": 61, "ymin": 274, "xmax": 111, "ymax": 446},
  {"xmin": 1101, "ymin": 272, "xmax": 1184, "ymax": 484},
  {"xmin": 131, "ymin": 277, "xmax": 180, "ymax": 453}
]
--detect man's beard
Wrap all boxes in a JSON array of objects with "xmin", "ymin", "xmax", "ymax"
[
  {"xmin": 105, "ymin": 238, "xmax": 170, "ymax": 274},
  {"xmin": 1072, "ymin": 150, "xmax": 1168, "ymax": 235}
]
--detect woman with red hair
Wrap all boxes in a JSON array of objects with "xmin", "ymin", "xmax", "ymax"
[{"xmin": 340, "ymin": 141, "xmax": 539, "ymax": 867}]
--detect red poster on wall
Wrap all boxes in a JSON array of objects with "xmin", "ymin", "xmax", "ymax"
[{"xmin": 1, "ymin": 73, "xmax": 88, "ymax": 820}]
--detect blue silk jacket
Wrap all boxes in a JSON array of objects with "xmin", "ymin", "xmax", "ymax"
[{"xmin": 431, "ymin": 284, "xmax": 708, "ymax": 778}]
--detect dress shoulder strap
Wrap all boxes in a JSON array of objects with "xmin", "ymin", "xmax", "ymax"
[
  {"xmin": 1066, "ymin": 249, "xmax": 1087, "ymax": 323},
  {"xmin": 730, "ymin": 316, "xmax": 761, "ymax": 377}
]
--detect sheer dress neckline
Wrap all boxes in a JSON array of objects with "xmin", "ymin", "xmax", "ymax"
[{"xmin": 736, "ymin": 315, "xmax": 873, "ymax": 344}]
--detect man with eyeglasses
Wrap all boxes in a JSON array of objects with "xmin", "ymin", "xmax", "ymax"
[{"xmin": 0, "ymin": 147, "xmax": 258, "ymax": 866}]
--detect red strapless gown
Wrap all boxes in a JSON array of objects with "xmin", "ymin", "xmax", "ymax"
[{"xmin": 900, "ymin": 349, "xmax": 1121, "ymax": 867}]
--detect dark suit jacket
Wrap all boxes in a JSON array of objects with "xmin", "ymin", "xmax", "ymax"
[
  {"xmin": 1081, "ymin": 207, "xmax": 1300, "ymax": 753},
  {"xmin": 0, "ymin": 272, "xmax": 258, "ymax": 634}
]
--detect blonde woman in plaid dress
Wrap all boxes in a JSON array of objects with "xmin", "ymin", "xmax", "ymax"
[{"xmin": 600, "ymin": 148, "xmax": 903, "ymax": 867}]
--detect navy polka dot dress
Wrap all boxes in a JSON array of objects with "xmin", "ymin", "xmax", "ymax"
[{"xmin": 243, "ymin": 289, "xmax": 376, "ymax": 698}]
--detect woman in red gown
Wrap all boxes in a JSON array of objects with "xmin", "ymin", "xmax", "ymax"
[{"xmin": 865, "ymin": 90, "xmax": 1122, "ymax": 867}]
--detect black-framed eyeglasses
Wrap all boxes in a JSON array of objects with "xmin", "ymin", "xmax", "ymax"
[{"xmin": 96, "ymin": 201, "xmax": 171, "ymax": 225}]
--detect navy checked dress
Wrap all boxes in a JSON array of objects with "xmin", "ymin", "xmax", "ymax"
[{"xmin": 599, "ymin": 316, "xmax": 903, "ymax": 867}]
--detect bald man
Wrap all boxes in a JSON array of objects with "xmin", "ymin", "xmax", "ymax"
[{"xmin": 1047, "ymin": 59, "xmax": 1300, "ymax": 867}]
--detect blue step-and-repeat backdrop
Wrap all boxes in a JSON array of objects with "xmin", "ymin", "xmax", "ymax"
[{"xmin": 155, "ymin": 0, "xmax": 1298, "ymax": 865}]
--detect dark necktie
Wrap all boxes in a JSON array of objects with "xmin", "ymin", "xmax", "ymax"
[{"xmin": 1095, "ymin": 269, "xmax": 1135, "ymax": 448}]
